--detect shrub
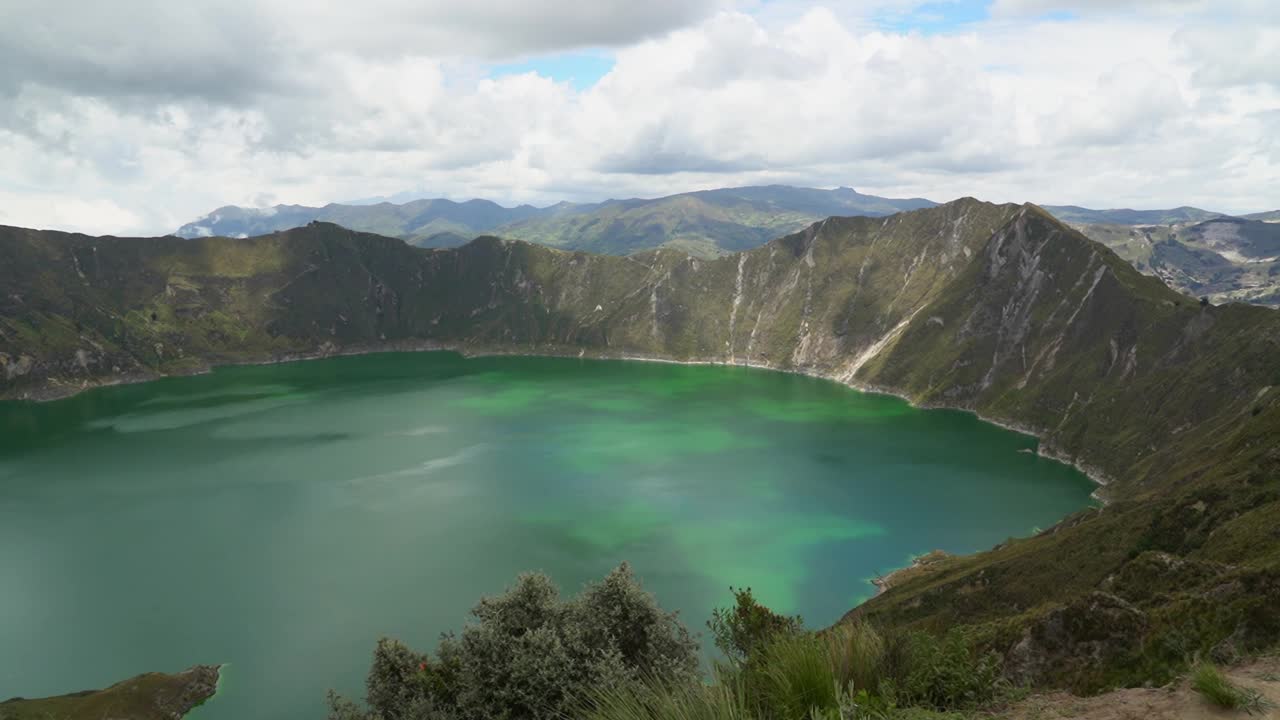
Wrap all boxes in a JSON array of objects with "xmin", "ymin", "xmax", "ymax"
[
  {"xmin": 332, "ymin": 571, "xmax": 1013, "ymax": 720},
  {"xmin": 1191, "ymin": 663, "xmax": 1274, "ymax": 714},
  {"xmin": 328, "ymin": 563, "xmax": 699, "ymax": 720},
  {"xmin": 708, "ymin": 587, "xmax": 804, "ymax": 666},
  {"xmin": 879, "ymin": 630, "xmax": 1004, "ymax": 711}
]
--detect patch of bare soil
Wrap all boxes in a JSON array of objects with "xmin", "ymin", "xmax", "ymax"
[{"xmin": 1002, "ymin": 656, "xmax": 1280, "ymax": 720}]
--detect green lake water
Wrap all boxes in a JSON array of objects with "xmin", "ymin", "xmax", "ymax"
[{"xmin": 0, "ymin": 352, "xmax": 1096, "ymax": 718}]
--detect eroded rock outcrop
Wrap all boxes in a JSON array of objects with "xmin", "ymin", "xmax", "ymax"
[{"xmin": 1006, "ymin": 592, "xmax": 1148, "ymax": 689}]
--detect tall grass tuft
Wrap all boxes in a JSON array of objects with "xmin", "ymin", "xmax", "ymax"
[
  {"xmin": 826, "ymin": 622, "xmax": 885, "ymax": 695},
  {"xmin": 757, "ymin": 634, "xmax": 839, "ymax": 719},
  {"xmin": 1191, "ymin": 663, "xmax": 1275, "ymax": 715},
  {"xmin": 584, "ymin": 671, "xmax": 756, "ymax": 720}
]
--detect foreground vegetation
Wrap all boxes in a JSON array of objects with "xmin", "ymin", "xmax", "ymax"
[{"xmin": 328, "ymin": 568, "xmax": 1017, "ymax": 720}]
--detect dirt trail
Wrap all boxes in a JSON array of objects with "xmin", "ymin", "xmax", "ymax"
[{"xmin": 1003, "ymin": 657, "xmax": 1280, "ymax": 720}]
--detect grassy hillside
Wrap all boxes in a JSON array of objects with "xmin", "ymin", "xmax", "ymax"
[
  {"xmin": 850, "ymin": 207, "xmax": 1280, "ymax": 688},
  {"xmin": 0, "ymin": 665, "xmax": 219, "ymax": 720},
  {"xmin": 3, "ymin": 200, "xmax": 1279, "ymax": 694}
]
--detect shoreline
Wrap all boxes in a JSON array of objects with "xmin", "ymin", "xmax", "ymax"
[
  {"xmin": 8, "ymin": 341, "xmax": 1113, "ymax": 489},
  {"xmin": 871, "ymin": 550, "xmax": 953, "ymax": 597}
]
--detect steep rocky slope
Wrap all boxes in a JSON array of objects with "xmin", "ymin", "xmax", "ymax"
[
  {"xmin": 846, "ymin": 209, "xmax": 1280, "ymax": 688},
  {"xmin": 0, "ymin": 199, "xmax": 1007, "ymax": 400},
  {"xmin": 2, "ymin": 199, "xmax": 1278, "ymax": 691}
]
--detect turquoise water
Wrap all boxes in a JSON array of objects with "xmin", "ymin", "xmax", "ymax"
[{"xmin": 0, "ymin": 353, "xmax": 1096, "ymax": 718}]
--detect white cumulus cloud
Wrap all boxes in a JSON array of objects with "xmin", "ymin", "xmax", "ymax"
[{"xmin": 0, "ymin": 0, "xmax": 1276, "ymax": 235}]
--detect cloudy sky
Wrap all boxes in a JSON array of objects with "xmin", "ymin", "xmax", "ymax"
[{"xmin": 1, "ymin": 0, "xmax": 1277, "ymax": 235}]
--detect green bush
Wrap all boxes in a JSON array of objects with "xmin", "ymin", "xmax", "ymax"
[
  {"xmin": 878, "ymin": 630, "xmax": 1004, "ymax": 711},
  {"xmin": 707, "ymin": 587, "xmax": 804, "ymax": 667},
  {"xmin": 331, "ymin": 571, "xmax": 1013, "ymax": 720},
  {"xmin": 328, "ymin": 563, "xmax": 698, "ymax": 720}
]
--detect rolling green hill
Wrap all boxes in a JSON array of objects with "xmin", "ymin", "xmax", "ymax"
[{"xmin": 3, "ymin": 200, "xmax": 1279, "ymax": 695}]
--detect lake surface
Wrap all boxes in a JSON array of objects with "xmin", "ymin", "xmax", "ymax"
[{"xmin": 0, "ymin": 353, "xmax": 1096, "ymax": 719}]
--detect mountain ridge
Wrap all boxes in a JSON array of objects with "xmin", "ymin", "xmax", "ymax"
[
  {"xmin": 172, "ymin": 188, "xmax": 1280, "ymax": 307},
  {"xmin": 3, "ymin": 199, "xmax": 1278, "ymax": 691},
  {"xmin": 174, "ymin": 185, "xmax": 939, "ymax": 256},
  {"xmin": 1041, "ymin": 204, "xmax": 1225, "ymax": 225}
]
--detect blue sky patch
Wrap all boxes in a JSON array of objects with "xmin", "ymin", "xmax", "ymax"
[
  {"xmin": 876, "ymin": 0, "xmax": 990, "ymax": 33},
  {"xmin": 489, "ymin": 52, "xmax": 615, "ymax": 90}
]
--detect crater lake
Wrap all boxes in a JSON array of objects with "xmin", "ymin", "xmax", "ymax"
[{"xmin": 0, "ymin": 352, "xmax": 1097, "ymax": 719}]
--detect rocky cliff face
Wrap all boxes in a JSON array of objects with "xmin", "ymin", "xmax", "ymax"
[{"xmin": 2, "ymin": 200, "xmax": 1278, "ymax": 690}]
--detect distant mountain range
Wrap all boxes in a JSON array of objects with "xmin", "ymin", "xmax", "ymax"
[
  {"xmin": 176, "ymin": 186, "xmax": 937, "ymax": 256},
  {"xmin": 177, "ymin": 198, "xmax": 548, "ymax": 247},
  {"xmin": 176, "ymin": 186, "xmax": 1280, "ymax": 306},
  {"xmin": 1037, "ymin": 205, "xmax": 1226, "ymax": 225},
  {"xmin": 1062, "ymin": 215, "xmax": 1280, "ymax": 307}
]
